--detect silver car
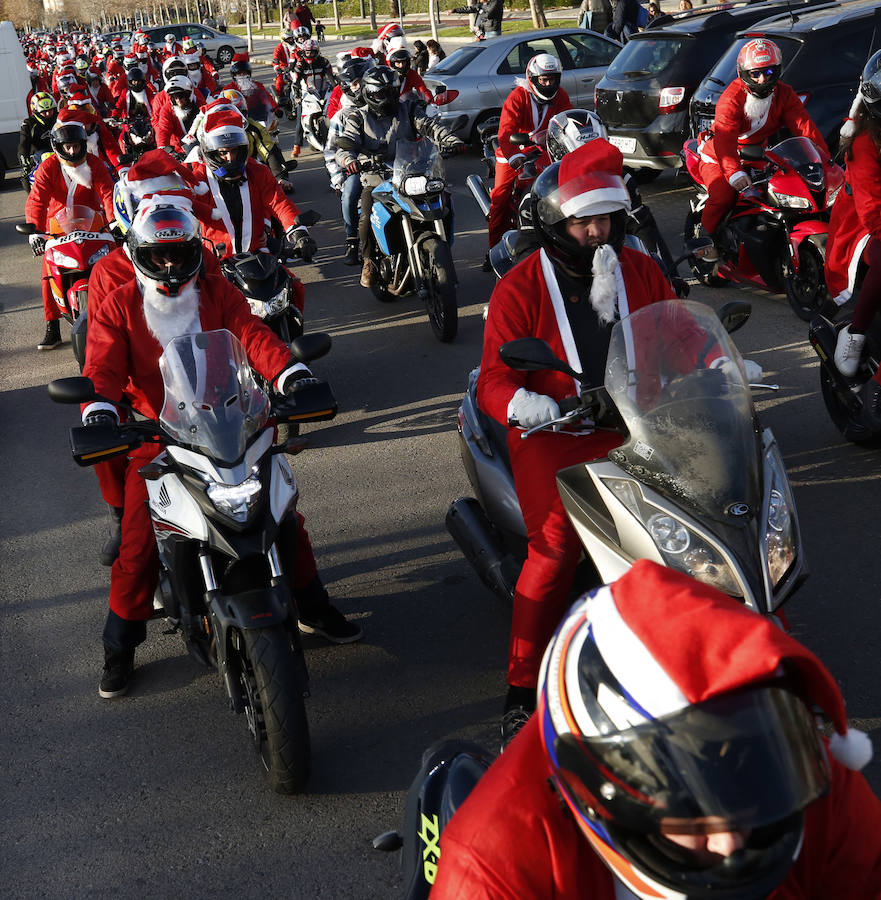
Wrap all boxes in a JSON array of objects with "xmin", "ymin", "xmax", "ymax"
[
  {"xmin": 422, "ymin": 29, "xmax": 622, "ymax": 143},
  {"xmin": 142, "ymin": 23, "xmax": 247, "ymax": 67}
]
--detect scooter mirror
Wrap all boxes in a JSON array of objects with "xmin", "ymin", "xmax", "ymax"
[
  {"xmin": 16, "ymin": 222, "xmax": 37, "ymax": 235},
  {"xmin": 290, "ymin": 332, "xmax": 332, "ymax": 363},
  {"xmin": 499, "ymin": 338, "xmax": 581, "ymax": 379},
  {"xmin": 47, "ymin": 376, "xmax": 97, "ymax": 404},
  {"xmin": 509, "ymin": 132, "xmax": 530, "ymax": 145},
  {"xmin": 717, "ymin": 300, "xmax": 752, "ymax": 334}
]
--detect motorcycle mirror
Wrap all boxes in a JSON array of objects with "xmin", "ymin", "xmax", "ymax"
[
  {"xmin": 717, "ymin": 300, "xmax": 752, "ymax": 334},
  {"xmin": 499, "ymin": 338, "xmax": 581, "ymax": 379},
  {"xmin": 740, "ymin": 144, "xmax": 764, "ymax": 162},
  {"xmin": 47, "ymin": 376, "xmax": 98, "ymax": 404},
  {"xmin": 509, "ymin": 132, "xmax": 530, "ymax": 145},
  {"xmin": 372, "ymin": 830, "xmax": 404, "ymax": 852},
  {"xmin": 290, "ymin": 332, "xmax": 332, "ymax": 363},
  {"xmin": 16, "ymin": 222, "xmax": 37, "ymax": 235}
]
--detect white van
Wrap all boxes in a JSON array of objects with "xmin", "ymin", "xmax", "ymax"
[{"xmin": 0, "ymin": 21, "xmax": 29, "ymax": 186}]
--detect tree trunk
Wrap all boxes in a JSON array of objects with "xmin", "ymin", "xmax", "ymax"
[
  {"xmin": 428, "ymin": 0, "xmax": 438, "ymax": 41},
  {"xmin": 360, "ymin": 0, "xmax": 366, "ymax": 18},
  {"xmin": 256, "ymin": 0, "xmax": 264, "ymax": 31},
  {"xmin": 528, "ymin": 0, "xmax": 548, "ymax": 28},
  {"xmin": 332, "ymin": 0, "xmax": 340, "ymax": 30},
  {"xmin": 245, "ymin": 0, "xmax": 254, "ymax": 51},
  {"xmin": 368, "ymin": 0, "xmax": 377, "ymax": 31}
]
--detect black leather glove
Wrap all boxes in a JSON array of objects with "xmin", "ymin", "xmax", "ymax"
[
  {"xmin": 284, "ymin": 375, "xmax": 320, "ymax": 395},
  {"xmin": 84, "ymin": 411, "xmax": 117, "ymax": 427},
  {"xmin": 440, "ymin": 140, "xmax": 467, "ymax": 159}
]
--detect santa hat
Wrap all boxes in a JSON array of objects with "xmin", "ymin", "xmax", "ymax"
[
  {"xmin": 203, "ymin": 108, "xmax": 248, "ymax": 142},
  {"xmin": 378, "ymin": 22, "xmax": 403, "ymax": 42},
  {"xmin": 557, "ymin": 140, "xmax": 630, "ymax": 219},
  {"xmin": 231, "ymin": 52, "xmax": 250, "ymax": 65},
  {"xmin": 584, "ymin": 560, "xmax": 872, "ymax": 770},
  {"xmin": 125, "ymin": 150, "xmax": 213, "ymax": 224}
]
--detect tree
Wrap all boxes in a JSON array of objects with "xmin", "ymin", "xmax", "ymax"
[{"xmin": 528, "ymin": 0, "xmax": 548, "ymax": 28}]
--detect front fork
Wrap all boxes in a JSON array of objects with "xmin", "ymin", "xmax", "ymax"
[{"xmin": 403, "ymin": 217, "xmax": 448, "ymax": 285}]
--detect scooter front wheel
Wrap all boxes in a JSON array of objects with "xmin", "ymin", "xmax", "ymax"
[
  {"xmin": 819, "ymin": 366, "xmax": 881, "ymax": 448},
  {"xmin": 785, "ymin": 242, "xmax": 835, "ymax": 322},
  {"xmin": 421, "ymin": 236, "xmax": 458, "ymax": 343}
]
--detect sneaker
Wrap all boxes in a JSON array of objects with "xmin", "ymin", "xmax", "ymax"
[
  {"xmin": 861, "ymin": 379, "xmax": 881, "ymax": 431},
  {"xmin": 37, "ymin": 320, "xmax": 62, "ymax": 351},
  {"xmin": 500, "ymin": 705, "xmax": 531, "ymax": 752},
  {"xmin": 298, "ymin": 604, "xmax": 362, "ymax": 644},
  {"xmin": 360, "ymin": 258, "xmax": 377, "ymax": 288},
  {"xmin": 99, "ymin": 506, "xmax": 124, "ymax": 567},
  {"xmin": 342, "ymin": 239, "xmax": 360, "ymax": 267},
  {"xmin": 99, "ymin": 648, "xmax": 135, "ymax": 698},
  {"xmin": 834, "ymin": 326, "xmax": 866, "ymax": 378}
]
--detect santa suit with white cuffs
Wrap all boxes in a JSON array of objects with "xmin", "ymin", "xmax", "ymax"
[{"xmin": 488, "ymin": 83, "xmax": 571, "ymax": 248}]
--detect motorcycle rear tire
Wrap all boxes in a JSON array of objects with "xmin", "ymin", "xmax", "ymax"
[
  {"xmin": 421, "ymin": 236, "xmax": 458, "ymax": 343},
  {"xmin": 819, "ymin": 366, "xmax": 881, "ymax": 448},
  {"xmin": 370, "ymin": 256, "xmax": 396, "ymax": 303},
  {"xmin": 238, "ymin": 625, "xmax": 311, "ymax": 794},
  {"xmin": 785, "ymin": 243, "xmax": 835, "ymax": 322}
]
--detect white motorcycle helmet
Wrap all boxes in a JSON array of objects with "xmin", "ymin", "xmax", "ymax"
[{"xmin": 525, "ymin": 53, "xmax": 562, "ymax": 104}]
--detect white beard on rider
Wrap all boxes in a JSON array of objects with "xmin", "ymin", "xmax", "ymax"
[
  {"xmin": 141, "ymin": 276, "xmax": 202, "ymax": 348},
  {"xmin": 743, "ymin": 89, "xmax": 774, "ymax": 128},
  {"xmin": 589, "ymin": 244, "xmax": 620, "ymax": 326},
  {"xmin": 62, "ymin": 158, "xmax": 92, "ymax": 188}
]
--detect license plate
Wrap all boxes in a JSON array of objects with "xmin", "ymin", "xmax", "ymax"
[
  {"xmin": 696, "ymin": 116, "xmax": 713, "ymax": 134},
  {"xmin": 609, "ymin": 135, "xmax": 637, "ymax": 154}
]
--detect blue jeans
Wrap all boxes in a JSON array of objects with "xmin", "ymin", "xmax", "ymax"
[{"xmin": 341, "ymin": 173, "xmax": 362, "ymax": 239}]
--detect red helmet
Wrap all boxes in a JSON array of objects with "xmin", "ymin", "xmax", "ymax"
[{"xmin": 736, "ymin": 38, "xmax": 782, "ymax": 98}]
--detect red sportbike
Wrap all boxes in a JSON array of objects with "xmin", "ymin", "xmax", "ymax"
[{"xmin": 682, "ymin": 136, "xmax": 844, "ymax": 321}]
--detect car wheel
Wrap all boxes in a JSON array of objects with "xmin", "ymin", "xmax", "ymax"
[{"xmin": 217, "ymin": 45, "xmax": 235, "ymax": 66}]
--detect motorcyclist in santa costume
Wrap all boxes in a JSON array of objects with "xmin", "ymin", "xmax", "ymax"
[
  {"xmin": 83, "ymin": 201, "xmax": 362, "ymax": 699},
  {"xmin": 190, "ymin": 109, "xmax": 318, "ymax": 298},
  {"xmin": 272, "ymin": 29, "xmax": 299, "ymax": 114},
  {"xmin": 696, "ymin": 37, "xmax": 827, "ymax": 253},
  {"xmin": 431, "ymin": 560, "xmax": 881, "ymax": 899},
  {"xmin": 25, "ymin": 116, "xmax": 116, "ymax": 352},
  {"xmin": 487, "ymin": 53, "xmax": 572, "ymax": 255},
  {"xmin": 155, "ymin": 75, "xmax": 202, "ymax": 156},
  {"xmin": 476, "ymin": 140, "xmax": 767, "ymax": 748}
]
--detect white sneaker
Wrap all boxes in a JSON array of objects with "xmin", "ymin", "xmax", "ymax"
[{"xmin": 834, "ymin": 326, "xmax": 866, "ymax": 378}]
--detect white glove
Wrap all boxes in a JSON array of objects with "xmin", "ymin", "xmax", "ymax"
[
  {"xmin": 710, "ymin": 356, "xmax": 763, "ymax": 384},
  {"xmin": 29, "ymin": 233, "xmax": 46, "ymax": 256},
  {"xmin": 729, "ymin": 171, "xmax": 751, "ymax": 192},
  {"xmin": 507, "ymin": 387, "xmax": 560, "ymax": 429}
]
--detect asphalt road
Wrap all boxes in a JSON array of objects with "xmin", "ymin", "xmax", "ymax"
[{"xmin": 2, "ymin": 80, "xmax": 881, "ymax": 897}]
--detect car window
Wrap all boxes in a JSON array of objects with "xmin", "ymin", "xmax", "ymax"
[
  {"xmin": 705, "ymin": 35, "xmax": 802, "ymax": 86},
  {"xmin": 606, "ymin": 36, "xmax": 687, "ymax": 77},
  {"xmin": 184, "ymin": 25, "xmax": 208, "ymax": 38},
  {"xmin": 429, "ymin": 45, "xmax": 485, "ymax": 75},
  {"xmin": 498, "ymin": 38, "xmax": 559, "ymax": 76},
  {"xmin": 790, "ymin": 26, "xmax": 872, "ymax": 84},
  {"xmin": 556, "ymin": 33, "xmax": 620, "ymax": 70}
]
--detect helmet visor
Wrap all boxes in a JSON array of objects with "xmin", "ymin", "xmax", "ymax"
[
  {"xmin": 553, "ymin": 684, "xmax": 830, "ymax": 834},
  {"xmin": 537, "ymin": 170, "xmax": 630, "ymax": 222}
]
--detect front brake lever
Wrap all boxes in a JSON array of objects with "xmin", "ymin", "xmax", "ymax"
[{"xmin": 520, "ymin": 408, "xmax": 588, "ymax": 439}]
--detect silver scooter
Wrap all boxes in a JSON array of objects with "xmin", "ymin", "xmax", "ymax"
[{"xmin": 446, "ymin": 299, "xmax": 807, "ymax": 617}]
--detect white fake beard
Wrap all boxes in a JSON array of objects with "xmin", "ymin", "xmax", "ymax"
[
  {"xmin": 743, "ymin": 90, "xmax": 773, "ymax": 128},
  {"xmin": 141, "ymin": 276, "xmax": 201, "ymax": 348},
  {"xmin": 235, "ymin": 76, "xmax": 254, "ymax": 94},
  {"xmin": 588, "ymin": 244, "xmax": 620, "ymax": 326},
  {"xmin": 62, "ymin": 158, "xmax": 92, "ymax": 187},
  {"xmin": 172, "ymin": 103, "xmax": 190, "ymax": 123}
]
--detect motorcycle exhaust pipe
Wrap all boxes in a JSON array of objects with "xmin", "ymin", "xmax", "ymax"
[
  {"xmin": 466, "ymin": 174, "xmax": 491, "ymax": 220},
  {"xmin": 446, "ymin": 497, "xmax": 516, "ymax": 604}
]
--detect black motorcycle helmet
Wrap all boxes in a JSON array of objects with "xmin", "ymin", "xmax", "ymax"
[
  {"xmin": 128, "ymin": 203, "xmax": 203, "ymax": 297},
  {"xmin": 50, "ymin": 119, "xmax": 88, "ymax": 165},
  {"xmin": 388, "ymin": 46, "xmax": 411, "ymax": 75},
  {"xmin": 530, "ymin": 150, "xmax": 630, "ymax": 277},
  {"xmin": 127, "ymin": 66, "xmax": 146, "ymax": 93},
  {"xmin": 859, "ymin": 49, "xmax": 881, "ymax": 120},
  {"xmin": 361, "ymin": 65, "xmax": 399, "ymax": 117},
  {"xmin": 338, "ymin": 57, "xmax": 373, "ymax": 104},
  {"xmin": 230, "ymin": 58, "xmax": 252, "ymax": 79}
]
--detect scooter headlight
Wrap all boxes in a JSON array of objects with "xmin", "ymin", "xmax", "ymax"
[
  {"xmin": 766, "ymin": 187, "xmax": 811, "ymax": 209},
  {"xmin": 764, "ymin": 444, "xmax": 797, "ymax": 588},
  {"xmin": 247, "ymin": 285, "xmax": 289, "ymax": 319},
  {"xmin": 89, "ymin": 244, "xmax": 111, "ymax": 265},
  {"xmin": 206, "ymin": 473, "xmax": 262, "ymax": 522}
]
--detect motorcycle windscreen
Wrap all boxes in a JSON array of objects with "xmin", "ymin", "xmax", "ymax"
[
  {"xmin": 50, "ymin": 203, "xmax": 105, "ymax": 235},
  {"xmin": 159, "ymin": 329, "xmax": 270, "ymax": 464},
  {"xmin": 391, "ymin": 138, "xmax": 444, "ymax": 193},
  {"xmin": 604, "ymin": 300, "xmax": 761, "ymax": 525}
]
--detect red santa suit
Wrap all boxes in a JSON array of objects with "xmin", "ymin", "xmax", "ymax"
[
  {"xmin": 219, "ymin": 77, "xmax": 277, "ymax": 123},
  {"xmin": 157, "ymin": 40, "xmax": 183, "ymax": 62},
  {"xmin": 698, "ymin": 79, "xmax": 827, "ymax": 234},
  {"xmin": 825, "ymin": 131, "xmax": 881, "ymax": 305},
  {"xmin": 155, "ymin": 100, "xmax": 200, "ymax": 154},
  {"xmin": 111, "ymin": 83, "xmax": 156, "ymax": 120},
  {"xmin": 83, "ymin": 271, "xmax": 306, "ymax": 626},
  {"xmin": 104, "ymin": 58, "xmax": 128, "ymax": 100},
  {"xmin": 488, "ymin": 84, "xmax": 572, "ymax": 247},
  {"xmin": 326, "ymin": 84, "xmax": 343, "ymax": 121},
  {"xmin": 273, "ymin": 40, "xmax": 297, "ymax": 98},
  {"xmin": 478, "ymin": 242, "xmax": 676, "ymax": 688},
  {"xmin": 25, "ymin": 153, "xmax": 115, "ymax": 324},
  {"xmin": 398, "ymin": 68, "xmax": 433, "ymax": 104},
  {"xmin": 431, "ymin": 715, "xmax": 881, "ymax": 899},
  {"xmin": 85, "ymin": 74, "xmax": 116, "ymax": 117}
]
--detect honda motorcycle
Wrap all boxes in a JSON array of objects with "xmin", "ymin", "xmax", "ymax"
[
  {"xmin": 16, "ymin": 204, "xmax": 116, "ymax": 367},
  {"xmin": 446, "ymin": 299, "xmax": 806, "ymax": 617},
  {"xmin": 682, "ymin": 135, "xmax": 844, "ymax": 321},
  {"xmin": 360, "ymin": 139, "xmax": 459, "ymax": 343},
  {"xmin": 48, "ymin": 329, "xmax": 337, "ymax": 794}
]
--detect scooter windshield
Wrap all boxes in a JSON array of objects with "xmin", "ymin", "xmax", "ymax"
[
  {"xmin": 158, "ymin": 329, "xmax": 270, "ymax": 464},
  {"xmin": 604, "ymin": 300, "xmax": 761, "ymax": 523},
  {"xmin": 392, "ymin": 139, "xmax": 444, "ymax": 190}
]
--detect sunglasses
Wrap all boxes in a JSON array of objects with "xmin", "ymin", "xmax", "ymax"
[{"xmin": 747, "ymin": 67, "xmax": 777, "ymax": 80}]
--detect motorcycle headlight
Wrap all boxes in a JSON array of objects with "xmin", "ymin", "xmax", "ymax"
[
  {"xmin": 89, "ymin": 244, "xmax": 111, "ymax": 265},
  {"xmin": 206, "ymin": 473, "xmax": 262, "ymax": 523},
  {"xmin": 247, "ymin": 286, "xmax": 289, "ymax": 319},
  {"xmin": 426, "ymin": 178, "xmax": 445, "ymax": 193},
  {"xmin": 767, "ymin": 187, "xmax": 811, "ymax": 210},
  {"xmin": 603, "ymin": 477, "xmax": 743, "ymax": 597},
  {"xmin": 402, "ymin": 175, "xmax": 428, "ymax": 195},
  {"xmin": 827, "ymin": 183, "xmax": 843, "ymax": 207},
  {"xmin": 764, "ymin": 446, "xmax": 797, "ymax": 588}
]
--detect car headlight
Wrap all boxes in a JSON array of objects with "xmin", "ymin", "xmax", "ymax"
[
  {"xmin": 402, "ymin": 175, "xmax": 428, "ymax": 195},
  {"xmin": 603, "ymin": 477, "xmax": 743, "ymax": 597},
  {"xmin": 767, "ymin": 187, "xmax": 811, "ymax": 210},
  {"xmin": 764, "ymin": 446, "xmax": 797, "ymax": 588},
  {"xmin": 206, "ymin": 473, "xmax": 262, "ymax": 522},
  {"xmin": 247, "ymin": 286, "xmax": 288, "ymax": 319},
  {"xmin": 89, "ymin": 244, "xmax": 111, "ymax": 265}
]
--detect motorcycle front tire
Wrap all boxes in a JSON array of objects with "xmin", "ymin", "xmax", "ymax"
[
  {"xmin": 785, "ymin": 242, "xmax": 836, "ymax": 322},
  {"xmin": 421, "ymin": 236, "xmax": 458, "ymax": 343},
  {"xmin": 237, "ymin": 625, "xmax": 311, "ymax": 794}
]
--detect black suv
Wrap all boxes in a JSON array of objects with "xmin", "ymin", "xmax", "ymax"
[
  {"xmin": 691, "ymin": 0, "xmax": 881, "ymax": 155},
  {"xmin": 594, "ymin": 0, "xmax": 838, "ymax": 176}
]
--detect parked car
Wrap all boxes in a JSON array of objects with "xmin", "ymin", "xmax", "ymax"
[
  {"xmin": 594, "ymin": 0, "xmax": 838, "ymax": 177},
  {"xmin": 141, "ymin": 23, "xmax": 246, "ymax": 67},
  {"xmin": 101, "ymin": 29, "xmax": 133, "ymax": 51},
  {"xmin": 421, "ymin": 28, "xmax": 622, "ymax": 145},
  {"xmin": 691, "ymin": 0, "xmax": 881, "ymax": 156}
]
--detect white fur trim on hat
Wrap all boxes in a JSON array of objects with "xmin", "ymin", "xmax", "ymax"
[{"xmin": 829, "ymin": 728, "xmax": 873, "ymax": 771}]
